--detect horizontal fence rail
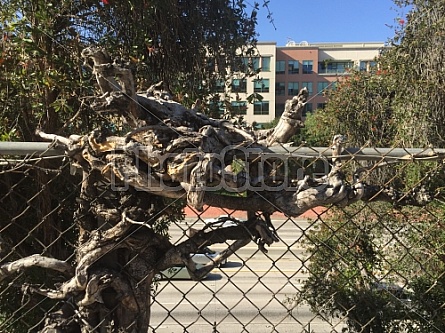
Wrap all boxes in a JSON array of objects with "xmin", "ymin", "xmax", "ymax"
[
  {"xmin": 2, "ymin": 141, "xmax": 445, "ymax": 161},
  {"xmin": 0, "ymin": 142, "xmax": 65, "ymax": 156}
]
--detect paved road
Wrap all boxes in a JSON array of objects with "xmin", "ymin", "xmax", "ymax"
[{"xmin": 149, "ymin": 218, "xmax": 347, "ymax": 332}]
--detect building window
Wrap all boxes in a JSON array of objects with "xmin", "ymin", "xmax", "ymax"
[
  {"xmin": 254, "ymin": 101, "xmax": 269, "ymax": 115},
  {"xmin": 234, "ymin": 57, "xmax": 261, "ymax": 72},
  {"xmin": 261, "ymin": 57, "xmax": 271, "ymax": 71},
  {"xmin": 215, "ymin": 79, "xmax": 225, "ymax": 93},
  {"xmin": 303, "ymin": 60, "xmax": 313, "ymax": 74},
  {"xmin": 317, "ymin": 103, "xmax": 327, "ymax": 110},
  {"xmin": 232, "ymin": 79, "xmax": 247, "ymax": 93},
  {"xmin": 215, "ymin": 56, "xmax": 227, "ymax": 72},
  {"xmin": 288, "ymin": 82, "xmax": 299, "ymax": 96},
  {"xmin": 276, "ymin": 60, "xmax": 285, "ymax": 74},
  {"xmin": 231, "ymin": 101, "xmax": 247, "ymax": 115},
  {"xmin": 276, "ymin": 82, "xmax": 285, "ymax": 96},
  {"xmin": 207, "ymin": 58, "xmax": 216, "ymax": 72},
  {"xmin": 302, "ymin": 82, "xmax": 313, "ymax": 95},
  {"xmin": 318, "ymin": 61, "xmax": 354, "ymax": 74},
  {"xmin": 208, "ymin": 101, "xmax": 225, "ymax": 115},
  {"xmin": 252, "ymin": 57, "xmax": 260, "ymax": 71},
  {"xmin": 288, "ymin": 60, "xmax": 299, "ymax": 74},
  {"xmin": 275, "ymin": 103, "xmax": 285, "ymax": 117},
  {"xmin": 254, "ymin": 79, "xmax": 270, "ymax": 93},
  {"xmin": 317, "ymin": 81, "xmax": 329, "ymax": 95},
  {"xmin": 303, "ymin": 103, "xmax": 313, "ymax": 116},
  {"xmin": 359, "ymin": 60, "xmax": 377, "ymax": 72},
  {"xmin": 232, "ymin": 57, "xmax": 249, "ymax": 72}
]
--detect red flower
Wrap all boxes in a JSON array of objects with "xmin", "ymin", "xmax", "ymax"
[
  {"xmin": 102, "ymin": 0, "xmax": 109, "ymax": 4},
  {"xmin": 399, "ymin": 18, "xmax": 405, "ymax": 25}
]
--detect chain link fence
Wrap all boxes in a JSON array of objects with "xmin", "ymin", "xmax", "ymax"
[{"xmin": 1, "ymin": 142, "xmax": 445, "ymax": 333}]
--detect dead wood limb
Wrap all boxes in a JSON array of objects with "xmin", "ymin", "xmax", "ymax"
[
  {"xmin": 156, "ymin": 217, "xmax": 278, "ymax": 280},
  {"xmin": 258, "ymin": 87, "xmax": 307, "ymax": 146},
  {"xmin": 23, "ymin": 284, "xmax": 67, "ymax": 300},
  {"xmin": 361, "ymin": 183, "xmax": 431, "ymax": 207},
  {"xmin": 188, "ymin": 239, "xmax": 251, "ymax": 280},
  {"xmin": 0, "ymin": 254, "xmax": 73, "ymax": 283},
  {"xmin": 37, "ymin": 126, "xmax": 432, "ymax": 217},
  {"xmin": 78, "ymin": 269, "xmax": 134, "ymax": 308}
]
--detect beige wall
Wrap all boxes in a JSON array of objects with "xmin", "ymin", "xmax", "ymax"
[
  {"xmin": 221, "ymin": 41, "xmax": 383, "ymax": 125},
  {"xmin": 230, "ymin": 42, "xmax": 277, "ymax": 125}
]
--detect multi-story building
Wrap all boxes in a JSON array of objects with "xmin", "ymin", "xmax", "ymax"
[{"xmin": 225, "ymin": 41, "xmax": 384, "ymax": 125}]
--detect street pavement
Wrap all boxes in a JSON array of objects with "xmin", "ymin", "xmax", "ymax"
[{"xmin": 149, "ymin": 218, "xmax": 347, "ymax": 332}]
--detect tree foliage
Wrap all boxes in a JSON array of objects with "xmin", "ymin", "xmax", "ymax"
[
  {"xmin": 299, "ymin": 204, "xmax": 416, "ymax": 333},
  {"xmin": 297, "ymin": 1, "xmax": 445, "ymax": 331},
  {"xmin": 304, "ymin": 0, "xmax": 445, "ymax": 148},
  {"xmin": 0, "ymin": 0, "xmax": 260, "ymax": 141},
  {"xmin": 299, "ymin": 203, "xmax": 445, "ymax": 333},
  {"xmin": 382, "ymin": 0, "xmax": 445, "ymax": 146}
]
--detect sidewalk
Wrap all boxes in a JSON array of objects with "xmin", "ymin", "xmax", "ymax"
[{"xmin": 184, "ymin": 205, "xmax": 328, "ymax": 220}]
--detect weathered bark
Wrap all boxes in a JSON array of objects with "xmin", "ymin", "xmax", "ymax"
[
  {"xmin": 0, "ymin": 255, "xmax": 73, "ymax": 283},
  {"xmin": 3, "ymin": 208, "xmax": 277, "ymax": 332},
  {"xmin": 4, "ymin": 47, "xmax": 433, "ymax": 332},
  {"xmin": 262, "ymin": 87, "xmax": 307, "ymax": 146}
]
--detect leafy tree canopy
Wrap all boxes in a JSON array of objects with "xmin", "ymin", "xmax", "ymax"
[
  {"xmin": 0, "ymin": 0, "xmax": 263, "ymax": 140},
  {"xmin": 304, "ymin": 0, "xmax": 445, "ymax": 148},
  {"xmin": 296, "ymin": 2, "xmax": 445, "ymax": 331}
]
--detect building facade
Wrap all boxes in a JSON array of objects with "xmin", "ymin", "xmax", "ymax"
[{"xmin": 227, "ymin": 41, "xmax": 384, "ymax": 125}]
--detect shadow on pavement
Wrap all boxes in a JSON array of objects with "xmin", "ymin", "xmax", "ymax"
[
  {"xmin": 221, "ymin": 261, "xmax": 243, "ymax": 268},
  {"xmin": 205, "ymin": 273, "xmax": 223, "ymax": 281}
]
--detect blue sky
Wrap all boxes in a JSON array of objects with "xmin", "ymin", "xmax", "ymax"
[{"xmin": 255, "ymin": 1, "xmax": 411, "ymax": 46}]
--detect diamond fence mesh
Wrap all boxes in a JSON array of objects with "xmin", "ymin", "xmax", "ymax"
[{"xmin": 1, "ymin": 142, "xmax": 445, "ymax": 333}]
